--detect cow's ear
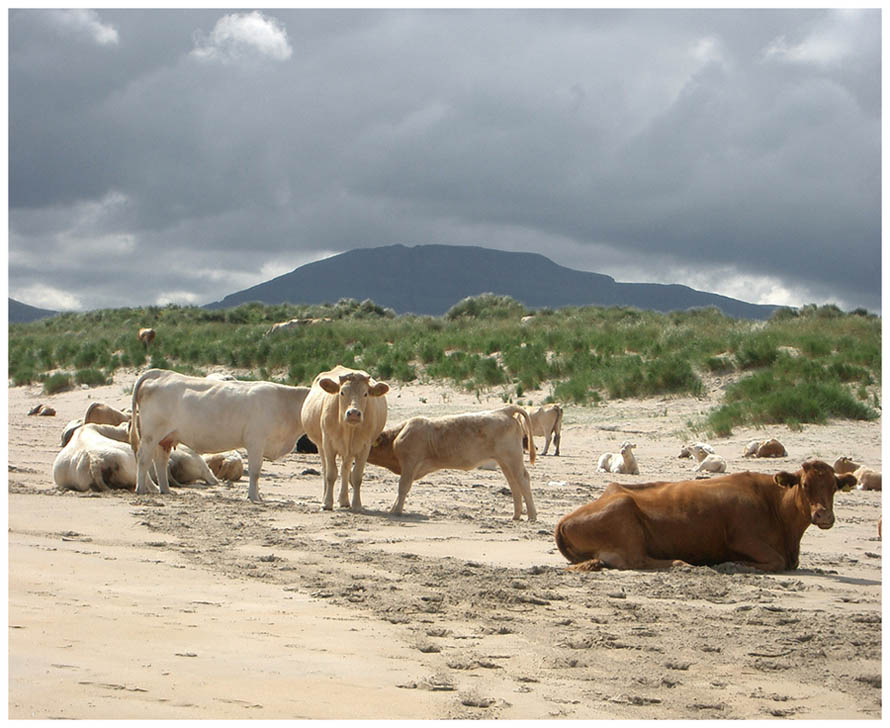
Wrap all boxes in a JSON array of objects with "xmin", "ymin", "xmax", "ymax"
[
  {"xmin": 369, "ymin": 382, "xmax": 389, "ymax": 397},
  {"xmin": 836, "ymin": 473, "xmax": 857, "ymax": 492},
  {"xmin": 774, "ymin": 471, "xmax": 800, "ymax": 488},
  {"xmin": 319, "ymin": 377, "xmax": 340, "ymax": 395}
]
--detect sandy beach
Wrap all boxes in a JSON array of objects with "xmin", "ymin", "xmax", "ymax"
[{"xmin": 7, "ymin": 371, "xmax": 882, "ymax": 719}]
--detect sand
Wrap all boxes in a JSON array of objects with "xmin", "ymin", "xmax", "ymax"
[{"xmin": 7, "ymin": 371, "xmax": 882, "ymax": 719}]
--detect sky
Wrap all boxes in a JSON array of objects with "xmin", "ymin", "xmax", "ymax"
[{"xmin": 7, "ymin": 8, "xmax": 883, "ymax": 313}]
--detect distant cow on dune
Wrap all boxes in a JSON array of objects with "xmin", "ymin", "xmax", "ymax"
[{"xmin": 138, "ymin": 328, "xmax": 156, "ymax": 351}]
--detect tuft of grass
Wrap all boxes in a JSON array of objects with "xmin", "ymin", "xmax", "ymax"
[
  {"xmin": 42, "ymin": 372, "xmax": 72, "ymax": 395},
  {"xmin": 707, "ymin": 370, "xmax": 878, "ymax": 436},
  {"xmin": 74, "ymin": 368, "xmax": 108, "ymax": 387}
]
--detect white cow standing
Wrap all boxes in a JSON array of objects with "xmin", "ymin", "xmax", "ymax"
[
  {"xmin": 129, "ymin": 369, "xmax": 309, "ymax": 502},
  {"xmin": 300, "ymin": 365, "xmax": 389, "ymax": 512}
]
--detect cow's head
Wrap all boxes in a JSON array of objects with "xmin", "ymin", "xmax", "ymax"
[
  {"xmin": 319, "ymin": 371, "xmax": 389, "ymax": 426},
  {"xmin": 620, "ymin": 441, "xmax": 636, "ymax": 456},
  {"xmin": 774, "ymin": 459, "xmax": 856, "ymax": 529}
]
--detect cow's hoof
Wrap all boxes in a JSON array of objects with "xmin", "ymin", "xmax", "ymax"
[{"xmin": 321, "ymin": 504, "xmax": 333, "ymax": 511}]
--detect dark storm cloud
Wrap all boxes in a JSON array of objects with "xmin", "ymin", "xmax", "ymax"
[{"xmin": 8, "ymin": 8, "xmax": 881, "ymax": 312}]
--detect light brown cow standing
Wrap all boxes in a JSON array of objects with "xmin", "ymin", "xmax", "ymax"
[
  {"xmin": 527, "ymin": 404, "xmax": 563, "ymax": 456},
  {"xmin": 300, "ymin": 365, "xmax": 389, "ymax": 512},
  {"xmin": 554, "ymin": 460, "xmax": 856, "ymax": 572},
  {"xmin": 367, "ymin": 405, "xmax": 538, "ymax": 521}
]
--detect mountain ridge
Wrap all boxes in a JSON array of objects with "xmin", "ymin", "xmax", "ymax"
[
  {"xmin": 9, "ymin": 297, "xmax": 59, "ymax": 324},
  {"xmin": 206, "ymin": 244, "xmax": 779, "ymax": 320}
]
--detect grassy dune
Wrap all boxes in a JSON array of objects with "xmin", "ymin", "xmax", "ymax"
[{"xmin": 9, "ymin": 295, "xmax": 880, "ymax": 436}]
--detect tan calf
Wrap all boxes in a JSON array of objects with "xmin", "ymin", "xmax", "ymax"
[{"xmin": 367, "ymin": 405, "xmax": 537, "ymax": 521}]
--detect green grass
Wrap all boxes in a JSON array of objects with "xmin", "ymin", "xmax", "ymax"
[{"xmin": 10, "ymin": 297, "xmax": 880, "ymax": 433}]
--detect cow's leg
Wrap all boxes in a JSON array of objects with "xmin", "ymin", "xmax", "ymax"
[
  {"xmin": 338, "ymin": 454, "xmax": 353, "ymax": 509},
  {"xmin": 348, "ymin": 454, "xmax": 368, "ymax": 512},
  {"xmin": 244, "ymin": 445, "xmax": 265, "ymax": 503},
  {"xmin": 553, "ymin": 431, "xmax": 560, "ymax": 456},
  {"xmin": 153, "ymin": 444, "xmax": 173, "ymax": 495},
  {"xmin": 560, "ymin": 496, "xmax": 683, "ymax": 570},
  {"xmin": 497, "ymin": 458, "xmax": 537, "ymax": 521},
  {"xmin": 321, "ymin": 444, "xmax": 338, "ymax": 510},
  {"xmin": 135, "ymin": 441, "xmax": 159, "ymax": 495},
  {"xmin": 725, "ymin": 537, "xmax": 788, "ymax": 572},
  {"xmin": 196, "ymin": 456, "xmax": 220, "ymax": 486},
  {"xmin": 390, "ymin": 469, "xmax": 417, "ymax": 515},
  {"xmin": 541, "ymin": 433, "xmax": 552, "ymax": 456}
]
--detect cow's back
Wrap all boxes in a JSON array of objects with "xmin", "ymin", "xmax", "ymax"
[
  {"xmin": 135, "ymin": 370, "xmax": 307, "ymax": 457},
  {"xmin": 602, "ymin": 473, "xmax": 782, "ymax": 563}
]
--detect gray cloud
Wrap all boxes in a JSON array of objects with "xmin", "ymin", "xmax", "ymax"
[{"xmin": 9, "ymin": 9, "xmax": 881, "ymax": 313}]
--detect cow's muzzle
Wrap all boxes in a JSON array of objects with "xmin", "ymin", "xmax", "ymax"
[
  {"xmin": 812, "ymin": 508, "xmax": 835, "ymax": 529},
  {"xmin": 345, "ymin": 408, "xmax": 363, "ymax": 425}
]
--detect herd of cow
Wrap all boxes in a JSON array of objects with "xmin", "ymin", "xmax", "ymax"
[{"xmin": 48, "ymin": 365, "xmax": 880, "ymax": 574}]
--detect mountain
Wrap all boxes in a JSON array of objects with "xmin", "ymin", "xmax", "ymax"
[
  {"xmin": 206, "ymin": 244, "xmax": 780, "ymax": 320},
  {"xmin": 9, "ymin": 297, "xmax": 58, "ymax": 323}
]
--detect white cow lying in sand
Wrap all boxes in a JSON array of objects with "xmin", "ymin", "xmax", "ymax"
[
  {"xmin": 688, "ymin": 443, "xmax": 727, "ymax": 473},
  {"xmin": 527, "ymin": 404, "xmax": 563, "ymax": 456},
  {"xmin": 596, "ymin": 441, "xmax": 639, "ymax": 474},
  {"xmin": 60, "ymin": 402, "xmax": 132, "ymax": 447},
  {"xmin": 367, "ymin": 405, "xmax": 537, "ymax": 521},
  {"xmin": 55, "ymin": 421, "xmax": 239, "ymax": 491},
  {"xmin": 301, "ymin": 366, "xmax": 389, "ymax": 512},
  {"xmin": 130, "ymin": 369, "xmax": 309, "ymax": 502},
  {"xmin": 54, "ymin": 423, "xmax": 138, "ymax": 492},
  {"xmin": 678, "ymin": 442, "xmax": 715, "ymax": 459}
]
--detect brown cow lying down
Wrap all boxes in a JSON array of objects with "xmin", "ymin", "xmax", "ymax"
[
  {"xmin": 554, "ymin": 460, "xmax": 856, "ymax": 572},
  {"xmin": 367, "ymin": 405, "xmax": 537, "ymax": 521}
]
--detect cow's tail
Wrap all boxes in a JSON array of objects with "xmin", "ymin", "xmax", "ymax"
[
  {"xmin": 129, "ymin": 368, "xmax": 159, "ymax": 455},
  {"xmin": 88, "ymin": 455, "xmax": 109, "ymax": 492},
  {"xmin": 509, "ymin": 406, "xmax": 535, "ymax": 465}
]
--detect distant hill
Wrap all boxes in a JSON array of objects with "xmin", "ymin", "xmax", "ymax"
[
  {"xmin": 207, "ymin": 244, "xmax": 779, "ymax": 320},
  {"xmin": 9, "ymin": 297, "xmax": 58, "ymax": 323}
]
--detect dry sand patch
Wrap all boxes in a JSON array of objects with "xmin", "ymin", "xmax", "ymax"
[{"xmin": 7, "ymin": 376, "xmax": 882, "ymax": 719}]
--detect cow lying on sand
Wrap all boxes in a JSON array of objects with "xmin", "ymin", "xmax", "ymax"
[
  {"xmin": 367, "ymin": 405, "xmax": 537, "ymax": 521},
  {"xmin": 554, "ymin": 460, "xmax": 855, "ymax": 572}
]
